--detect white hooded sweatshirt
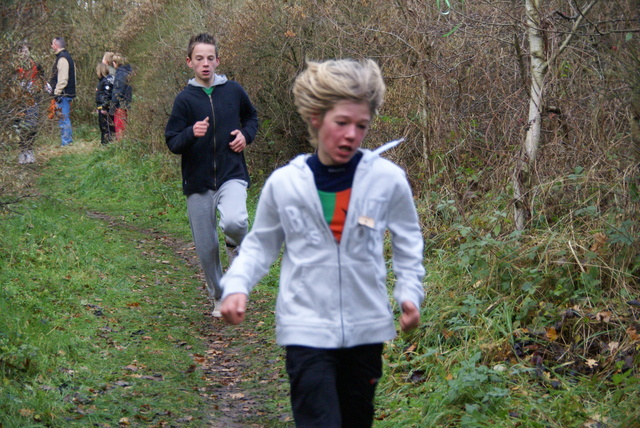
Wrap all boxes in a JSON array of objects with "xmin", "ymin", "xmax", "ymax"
[{"xmin": 221, "ymin": 147, "xmax": 425, "ymax": 348}]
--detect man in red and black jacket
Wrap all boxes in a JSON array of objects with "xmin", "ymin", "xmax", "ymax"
[{"xmin": 16, "ymin": 43, "xmax": 45, "ymax": 164}]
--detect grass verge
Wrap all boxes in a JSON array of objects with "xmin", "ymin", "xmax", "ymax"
[
  {"xmin": 1, "ymin": 175, "xmax": 211, "ymax": 426},
  {"xmin": 0, "ymin": 130, "xmax": 289, "ymax": 427}
]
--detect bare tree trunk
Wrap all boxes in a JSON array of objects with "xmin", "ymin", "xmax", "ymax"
[
  {"xmin": 631, "ymin": 79, "xmax": 640, "ymax": 165},
  {"xmin": 513, "ymin": 0, "xmax": 598, "ymax": 230},
  {"xmin": 420, "ymin": 71, "xmax": 430, "ymax": 164},
  {"xmin": 513, "ymin": 0, "xmax": 545, "ymax": 230}
]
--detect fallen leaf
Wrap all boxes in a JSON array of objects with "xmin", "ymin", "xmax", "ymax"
[
  {"xmin": 546, "ymin": 327, "xmax": 558, "ymax": 341},
  {"xmin": 141, "ymin": 375, "xmax": 163, "ymax": 381},
  {"xmin": 596, "ymin": 311, "xmax": 611, "ymax": 323},
  {"xmin": 585, "ymin": 359, "xmax": 598, "ymax": 368},
  {"xmin": 229, "ymin": 393, "xmax": 245, "ymax": 399},
  {"xmin": 409, "ymin": 370, "xmax": 426, "ymax": 383},
  {"xmin": 626, "ymin": 326, "xmax": 639, "ymax": 341},
  {"xmin": 590, "ymin": 233, "xmax": 607, "ymax": 253},
  {"xmin": 584, "ymin": 413, "xmax": 608, "ymax": 427}
]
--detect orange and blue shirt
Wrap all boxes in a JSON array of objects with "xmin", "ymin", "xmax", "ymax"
[{"xmin": 306, "ymin": 152, "xmax": 363, "ymax": 242}]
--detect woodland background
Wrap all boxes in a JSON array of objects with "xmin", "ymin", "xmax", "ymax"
[
  {"xmin": 2, "ymin": 0, "xmax": 639, "ymax": 226},
  {"xmin": 1, "ymin": 0, "xmax": 639, "ymax": 426}
]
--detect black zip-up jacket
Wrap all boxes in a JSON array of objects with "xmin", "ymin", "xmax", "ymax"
[
  {"xmin": 165, "ymin": 76, "xmax": 259, "ymax": 196},
  {"xmin": 111, "ymin": 63, "xmax": 133, "ymax": 112},
  {"xmin": 95, "ymin": 75, "xmax": 114, "ymax": 109}
]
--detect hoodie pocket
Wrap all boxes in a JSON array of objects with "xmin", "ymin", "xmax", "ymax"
[
  {"xmin": 279, "ymin": 264, "xmax": 340, "ymax": 322},
  {"xmin": 341, "ymin": 261, "xmax": 391, "ymax": 323}
]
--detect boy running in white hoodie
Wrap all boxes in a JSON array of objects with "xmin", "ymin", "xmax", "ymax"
[{"xmin": 221, "ymin": 58, "xmax": 424, "ymax": 427}]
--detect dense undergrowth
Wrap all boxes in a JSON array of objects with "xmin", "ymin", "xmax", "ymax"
[{"xmin": 1, "ymin": 125, "xmax": 639, "ymax": 427}]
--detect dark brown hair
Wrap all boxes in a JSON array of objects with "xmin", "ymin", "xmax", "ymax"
[{"xmin": 187, "ymin": 33, "xmax": 218, "ymax": 59}]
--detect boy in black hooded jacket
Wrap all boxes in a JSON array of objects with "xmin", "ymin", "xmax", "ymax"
[{"xmin": 165, "ymin": 33, "xmax": 259, "ymax": 317}]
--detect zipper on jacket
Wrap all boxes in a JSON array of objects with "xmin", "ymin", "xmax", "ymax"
[
  {"xmin": 208, "ymin": 94, "xmax": 217, "ymax": 189},
  {"xmin": 337, "ymin": 245, "xmax": 346, "ymax": 347},
  {"xmin": 307, "ymin": 162, "xmax": 348, "ymax": 347},
  {"xmin": 336, "ymin": 160, "xmax": 364, "ymax": 348}
]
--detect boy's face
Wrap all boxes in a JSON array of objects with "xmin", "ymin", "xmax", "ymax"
[
  {"xmin": 187, "ymin": 43, "xmax": 219, "ymax": 86},
  {"xmin": 312, "ymin": 100, "xmax": 371, "ymax": 166}
]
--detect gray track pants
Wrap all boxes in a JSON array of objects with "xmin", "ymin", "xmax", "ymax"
[{"xmin": 186, "ymin": 179, "xmax": 248, "ymax": 299}]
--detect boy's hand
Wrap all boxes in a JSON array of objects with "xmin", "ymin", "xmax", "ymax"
[
  {"xmin": 221, "ymin": 293, "xmax": 247, "ymax": 325},
  {"xmin": 400, "ymin": 301, "xmax": 420, "ymax": 332},
  {"xmin": 229, "ymin": 130, "xmax": 246, "ymax": 153},
  {"xmin": 193, "ymin": 116, "xmax": 209, "ymax": 137}
]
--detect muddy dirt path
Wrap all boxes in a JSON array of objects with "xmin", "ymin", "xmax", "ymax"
[{"xmin": 86, "ymin": 211, "xmax": 292, "ymax": 427}]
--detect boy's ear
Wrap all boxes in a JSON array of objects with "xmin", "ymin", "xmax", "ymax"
[{"xmin": 310, "ymin": 113, "xmax": 321, "ymax": 129}]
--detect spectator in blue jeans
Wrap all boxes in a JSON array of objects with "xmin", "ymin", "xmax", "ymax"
[{"xmin": 49, "ymin": 37, "xmax": 75, "ymax": 146}]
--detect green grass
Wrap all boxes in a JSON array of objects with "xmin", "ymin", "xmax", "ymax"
[
  {"xmin": 0, "ymin": 129, "xmax": 279, "ymax": 427},
  {"xmin": 0, "ymin": 187, "xmax": 210, "ymax": 426}
]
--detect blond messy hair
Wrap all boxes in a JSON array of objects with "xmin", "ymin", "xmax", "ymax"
[
  {"xmin": 102, "ymin": 51, "xmax": 114, "ymax": 64},
  {"xmin": 113, "ymin": 53, "xmax": 127, "ymax": 67},
  {"xmin": 96, "ymin": 62, "xmax": 109, "ymax": 78},
  {"xmin": 293, "ymin": 59, "xmax": 386, "ymax": 148}
]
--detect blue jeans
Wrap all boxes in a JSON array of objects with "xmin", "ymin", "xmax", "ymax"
[{"xmin": 56, "ymin": 97, "xmax": 73, "ymax": 146}]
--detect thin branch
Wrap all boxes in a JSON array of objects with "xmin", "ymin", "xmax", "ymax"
[{"xmin": 548, "ymin": 0, "xmax": 599, "ymax": 67}]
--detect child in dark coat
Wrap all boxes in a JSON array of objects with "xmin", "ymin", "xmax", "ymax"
[
  {"xmin": 110, "ymin": 53, "xmax": 133, "ymax": 141},
  {"xmin": 95, "ymin": 62, "xmax": 114, "ymax": 145}
]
